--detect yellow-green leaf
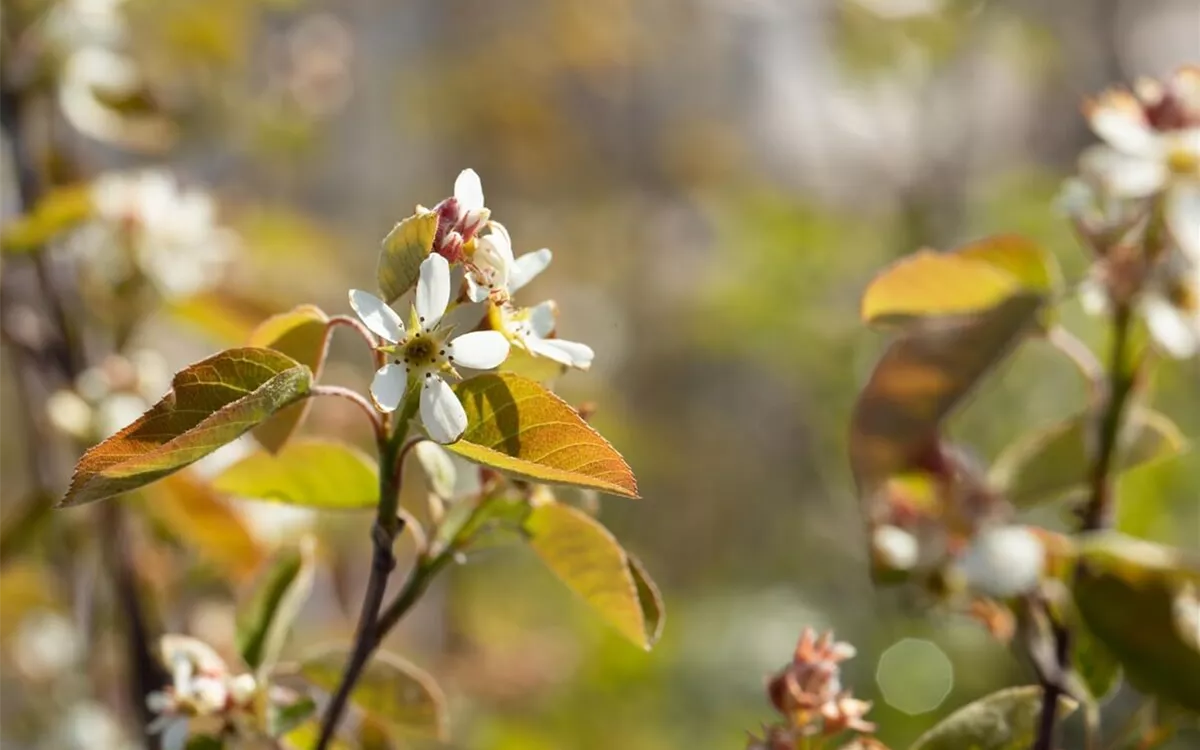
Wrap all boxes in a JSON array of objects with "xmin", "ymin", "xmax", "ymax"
[
  {"xmin": 249, "ymin": 305, "xmax": 331, "ymax": 453},
  {"xmin": 448, "ymin": 373, "xmax": 639, "ymax": 499},
  {"xmin": 139, "ymin": 473, "xmax": 265, "ymax": 583},
  {"xmin": 908, "ymin": 685, "xmax": 1077, "ymax": 750},
  {"xmin": 301, "ymin": 648, "xmax": 447, "ymax": 738},
  {"xmin": 525, "ymin": 502, "xmax": 658, "ymax": 650},
  {"xmin": 213, "ymin": 439, "xmax": 378, "ymax": 510},
  {"xmin": 1072, "ymin": 532, "xmax": 1200, "ymax": 711},
  {"xmin": 628, "ymin": 553, "xmax": 666, "ymax": 648},
  {"xmin": 861, "ymin": 235, "xmax": 1059, "ymax": 326},
  {"xmin": 377, "ymin": 212, "xmax": 438, "ymax": 303},
  {"xmin": 60, "ymin": 348, "xmax": 312, "ymax": 507},
  {"xmin": 990, "ymin": 409, "xmax": 1185, "ymax": 507},
  {"xmin": 166, "ymin": 292, "xmax": 278, "ymax": 345},
  {"xmin": 850, "ymin": 293, "xmax": 1045, "ymax": 493},
  {"xmin": 0, "ymin": 184, "xmax": 94, "ymax": 253},
  {"xmin": 281, "ymin": 722, "xmax": 353, "ymax": 750},
  {"xmin": 237, "ymin": 538, "xmax": 316, "ymax": 676}
]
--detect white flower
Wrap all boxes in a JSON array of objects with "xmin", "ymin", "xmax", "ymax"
[
  {"xmin": 146, "ymin": 635, "xmax": 258, "ymax": 748},
  {"xmin": 453, "ymin": 168, "xmax": 490, "ymax": 238},
  {"xmin": 58, "ymin": 47, "xmax": 176, "ymax": 152},
  {"xmin": 88, "ymin": 170, "xmax": 234, "ymax": 297},
  {"xmin": 495, "ymin": 300, "xmax": 595, "ymax": 371},
  {"xmin": 349, "ymin": 254, "xmax": 510, "ymax": 443},
  {"xmin": 1141, "ymin": 252, "xmax": 1200, "ymax": 358},
  {"xmin": 1083, "ymin": 67, "xmax": 1200, "ymax": 261},
  {"xmin": 957, "ymin": 526, "xmax": 1046, "ymax": 598},
  {"xmin": 464, "ymin": 223, "xmax": 558, "ymax": 304}
]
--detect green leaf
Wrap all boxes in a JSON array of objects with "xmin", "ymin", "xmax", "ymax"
[
  {"xmin": 861, "ymin": 235, "xmax": 1058, "ymax": 327},
  {"xmin": 1072, "ymin": 620, "xmax": 1122, "ymax": 703},
  {"xmin": 990, "ymin": 408, "xmax": 1186, "ymax": 507},
  {"xmin": 249, "ymin": 305, "xmax": 331, "ymax": 453},
  {"xmin": 60, "ymin": 348, "xmax": 312, "ymax": 507},
  {"xmin": 850, "ymin": 293, "xmax": 1045, "ymax": 493},
  {"xmin": 213, "ymin": 439, "xmax": 379, "ymax": 510},
  {"xmin": 907, "ymin": 685, "xmax": 1077, "ymax": 750},
  {"xmin": 377, "ymin": 212, "xmax": 438, "ymax": 303},
  {"xmin": 1, "ymin": 184, "xmax": 94, "ymax": 253},
  {"xmin": 1072, "ymin": 532, "xmax": 1200, "ymax": 711},
  {"xmin": 524, "ymin": 502, "xmax": 659, "ymax": 650},
  {"xmin": 448, "ymin": 373, "xmax": 639, "ymax": 499},
  {"xmin": 628, "ymin": 553, "xmax": 666, "ymax": 648},
  {"xmin": 140, "ymin": 473, "xmax": 266, "ymax": 583},
  {"xmin": 237, "ymin": 538, "xmax": 316, "ymax": 676},
  {"xmin": 301, "ymin": 648, "xmax": 447, "ymax": 739},
  {"xmin": 268, "ymin": 695, "xmax": 317, "ymax": 738},
  {"xmin": 281, "ymin": 722, "xmax": 354, "ymax": 750}
]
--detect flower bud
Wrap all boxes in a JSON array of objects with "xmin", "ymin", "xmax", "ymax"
[{"xmin": 957, "ymin": 526, "xmax": 1046, "ymax": 598}]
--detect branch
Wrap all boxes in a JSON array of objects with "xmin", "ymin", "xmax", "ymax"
[
  {"xmin": 313, "ymin": 419, "xmax": 423, "ymax": 749},
  {"xmin": 310, "ymin": 385, "xmax": 385, "ymax": 444}
]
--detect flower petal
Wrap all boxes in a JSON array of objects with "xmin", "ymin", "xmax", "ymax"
[
  {"xmin": 1167, "ymin": 182, "xmax": 1200, "ymax": 263},
  {"xmin": 527, "ymin": 336, "xmax": 595, "ymax": 370},
  {"xmin": 509, "ymin": 248, "xmax": 553, "ymax": 293},
  {"xmin": 160, "ymin": 718, "xmax": 191, "ymax": 750},
  {"xmin": 370, "ymin": 364, "xmax": 408, "ymax": 412},
  {"xmin": 1080, "ymin": 145, "xmax": 1168, "ymax": 198},
  {"xmin": 349, "ymin": 289, "xmax": 404, "ymax": 343},
  {"xmin": 420, "ymin": 374, "xmax": 467, "ymax": 444},
  {"xmin": 449, "ymin": 330, "xmax": 510, "ymax": 369},
  {"xmin": 1087, "ymin": 93, "xmax": 1162, "ymax": 157},
  {"xmin": 465, "ymin": 274, "xmax": 490, "ymax": 303},
  {"xmin": 415, "ymin": 254, "xmax": 451, "ymax": 328},
  {"xmin": 1143, "ymin": 294, "xmax": 1199, "ymax": 359},
  {"xmin": 476, "ymin": 230, "xmax": 515, "ymax": 279},
  {"xmin": 527, "ymin": 301, "xmax": 558, "ymax": 338},
  {"xmin": 454, "ymin": 169, "xmax": 484, "ymax": 211}
]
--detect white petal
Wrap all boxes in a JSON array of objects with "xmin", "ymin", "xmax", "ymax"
[
  {"xmin": 527, "ymin": 301, "xmax": 558, "ymax": 338},
  {"xmin": 958, "ymin": 526, "xmax": 1046, "ymax": 598},
  {"xmin": 1078, "ymin": 275, "xmax": 1109, "ymax": 317},
  {"xmin": 1088, "ymin": 102, "xmax": 1162, "ymax": 157},
  {"xmin": 370, "ymin": 364, "xmax": 408, "ymax": 412},
  {"xmin": 476, "ymin": 231, "xmax": 515, "ymax": 279},
  {"xmin": 527, "ymin": 336, "xmax": 595, "ymax": 370},
  {"xmin": 161, "ymin": 718, "xmax": 190, "ymax": 750},
  {"xmin": 1144, "ymin": 294, "xmax": 1199, "ymax": 359},
  {"xmin": 415, "ymin": 254, "xmax": 451, "ymax": 328},
  {"xmin": 420, "ymin": 374, "xmax": 467, "ymax": 444},
  {"xmin": 449, "ymin": 331, "xmax": 510, "ymax": 369},
  {"xmin": 509, "ymin": 248, "xmax": 553, "ymax": 293},
  {"xmin": 465, "ymin": 274, "xmax": 489, "ymax": 303},
  {"xmin": 454, "ymin": 169, "xmax": 484, "ymax": 210},
  {"xmin": 439, "ymin": 299, "xmax": 488, "ymax": 332},
  {"xmin": 1167, "ymin": 182, "xmax": 1200, "ymax": 263},
  {"xmin": 1080, "ymin": 145, "xmax": 1168, "ymax": 198},
  {"xmin": 349, "ymin": 289, "xmax": 404, "ymax": 343}
]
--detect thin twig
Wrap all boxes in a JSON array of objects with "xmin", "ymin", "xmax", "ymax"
[
  {"xmin": 1045, "ymin": 325, "xmax": 1105, "ymax": 407},
  {"xmin": 314, "ymin": 421, "xmax": 423, "ymax": 749},
  {"xmin": 328, "ymin": 314, "xmax": 385, "ymax": 369}
]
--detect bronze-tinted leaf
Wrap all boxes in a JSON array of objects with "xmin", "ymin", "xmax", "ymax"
[
  {"xmin": 249, "ymin": 305, "xmax": 332, "ymax": 452},
  {"xmin": 60, "ymin": 348, "xmax": 312, "ymax": 507},
  {"xmin": 449, "ymin": 373, "xmax": 639, "ymax": 499},
  {"xmin": 850, "ymin": 293, "xmax": 1045, "ymax": 494}
]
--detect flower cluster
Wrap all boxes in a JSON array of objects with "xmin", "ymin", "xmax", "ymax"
[
  {"xmin": 145, "ymin": 636, "xmax": 258, "ymax": 750},
  {"xmin": 72, "ymin": 169, "xmax": 236, "ymax": 298},
  {"xmin": 1067, "ymin": 66, "xmax": 1200, "ymax": 357},
  {"xmin": 350, "ymin": 169, "xmax": 594, "ymax": 443},
  {"xmin": 46, "ymin": 350, "xmax": 169, "ymax": 441},
  {"xmin": 748, "ymin": 629, "xmax": 887, "ymax": 750}
]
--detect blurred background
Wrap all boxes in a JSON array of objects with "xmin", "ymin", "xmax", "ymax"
[{"xmin": 2, "ymin": 0, "xmax": 1199, "ymax": 748}]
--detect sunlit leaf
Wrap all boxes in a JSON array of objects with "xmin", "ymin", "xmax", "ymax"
[
  {"xmin": 166, "ymin": 292, "xmax": 277, "ymax": 345},
  {"xmin": 448, "ymin": 373, "xmax": 639, "ymax": 499},
  {"xmin": 140, "ymin": 473, "xmax": 265, "ymax": 583},
  {"xmin": 237, "ymin": 537, "xmax": 317, "ymax": 676},
  {"xmin": 281, "ymin": 721, "xmax": 353, "ymax": 750},
  {"xmin": 213, "ymin": 439, "xmax": 378, "ymax": 510},
  {"xmin": 850, "ymin": 293, "xmax": 1045, "ymax": 493},
  {"xmin": 301, "ymin": 648, "xmax": 447, "ymax": 738},
  {"xmin": 60, "ymin": 348, "xmax": 312, "ymax": 507},
  {"xmin": 524, "ymin": 502, "xmax": 658, "ymax": 650},
  {"xmin": 861, "ymin": 235, "xmax": 1058, "ymax": 327},
  {"xmin": 249, "ymin": 305, "xmax": 331, "ymax": 453},
  {"xmin": 907, "ymin": 685, "xmax": 1077, "ymax": 750},
  {"xmin": 377, "ymin": 212, "xmax": 438, "ymax": 303},
  {"xmin": 1072, "ymin": 532, "xmax": 1200, "ymax": 711},
  {"xmin": 0, "ymin": 185, "xmax": 94, "ymax": 253},
  {"xmin": 990, "ymin": 409, "xmax": 1185, "ymax": 507}
]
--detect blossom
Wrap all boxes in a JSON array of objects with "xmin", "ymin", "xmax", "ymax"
[
  {"xmin": 494, "ymin": 300, "xmax": 595, "ymax": 371},
  {"xmin": 349, "ymin": 254, "xmax": 510, "ymax": 443},
  {"xmin": 81, "ymin": 170, "xmax": 234, "ymax": 297},
  {"xmin": 956, "ymin": 525, "xmax": 1046, "ymax": 598},
  {"xmin": 1082, "ymin": 66, "xmax": 1200, "ymax": 260},
  {"xmin": 145, "ymin": 635, "xmax": 257, "ymax": 750}
]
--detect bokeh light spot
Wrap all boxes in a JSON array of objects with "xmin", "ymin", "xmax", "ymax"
[{"xmin": 875, "ymin": 638, "xmax": 954, "ymax": 715}]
